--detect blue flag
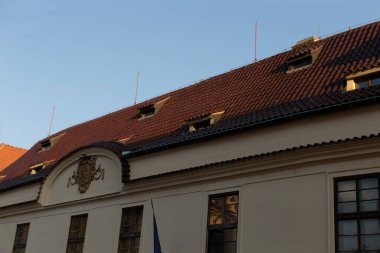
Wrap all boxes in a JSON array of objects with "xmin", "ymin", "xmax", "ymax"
[{"xmin": 152, "ymin": 203, "xmax": 162, "ymax": 253}]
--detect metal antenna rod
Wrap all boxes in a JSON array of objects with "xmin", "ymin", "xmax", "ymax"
[
  {"xmin": 48, "ymin": 106, "xmax": 56, "ymax": 136},
  {"xmin": 134, "ymin": 71, "xmax": 140, "ymax": 105},
  {"xmin": 254, "ymin": 21, "xmax": 258, "ymax": 63}
]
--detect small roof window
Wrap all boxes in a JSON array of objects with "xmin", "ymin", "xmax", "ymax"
[
  {"xmin": 139, "ymin": 104, "xmax": 156, "ymax": 119},
  {"xmin": 287, "ymin": 54, "xmax": 312, "ymax": 72},
  {"xmin": 187, "ymin": 111, "xmax": 224, "ymax": 133},
  {"xmin": 137, "ymin": 97, "xmax": 170, "ymax": 120},
  {"xmin": 39, "ymin": 133, "xmax": 65, "ymax": 152},
  {"xmin": 30, "ymin": 163, "xmax": 45, "ymax": 175},
  {"xmin": 286, "ymin": 45, "xmax": 322, "ymax": 73},
  {"xmin": 29, "ymin": 160, "xmax": 54, "ymax": 175},
  {"xmin": 346, "ymin": 67, "xmax": 380, "ymax": 92},
  {"xmin": 40, "ymin": 140, "xmax": 51, "ymax": 149}
]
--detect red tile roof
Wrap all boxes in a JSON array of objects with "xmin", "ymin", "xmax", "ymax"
[
  {"xmin": 1, "ymin": 21, "xmax": 380, "ymax": 185},
  {"xmin": 0, "ymin": 144, "xmax": 26, "ymax": 172}
]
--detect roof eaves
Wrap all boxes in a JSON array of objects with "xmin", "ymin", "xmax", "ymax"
[{"xmin": 123, "ymin": 90, "xmax": 380, "ymax": 158}]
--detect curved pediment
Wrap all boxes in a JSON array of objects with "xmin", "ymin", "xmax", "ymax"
[{"xmin": 39, "ymin": 144, "xmax": 125, "ymax": 206}]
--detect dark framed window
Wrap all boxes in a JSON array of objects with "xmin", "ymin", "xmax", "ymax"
[
  {"xmin": 66, "ymin": 214, "xmax": 88, "ymax": 253},
  {"xmin": 118, "ymin": 206, "xmax": 144, "ymax": 253},
  {"xmin": 335, "ymin": 174, "xmax": 380, "ymax": 253},
  {"xmin": 207, "ymin": 192, "xmax": 239, "ymax": 253},
  {"xmin": 13, "ymin": 223, "xmax": 30, "ymax": 253}
]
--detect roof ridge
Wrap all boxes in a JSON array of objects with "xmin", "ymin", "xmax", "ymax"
[{"xmin": 0, "ymin": 143, "xmax": 27, "ymax": 151}]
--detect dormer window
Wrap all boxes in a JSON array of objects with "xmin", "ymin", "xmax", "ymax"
[
  {"xmin": 287, "ymin": 54, "xmax": 312, "ymax": 71},
  {"xmin": 137, "ymin": 97, "xmax": 170, "ymax": 120},
  {"xmin": 188, "ymin": 111, "xmax": 224, "ymax": 133},
  {"xmin": 346, "ymin": 68, "xmax": 380, "ymax": 92},
  {"xmin": 286, "ymin": 40, "xmax": 323, "ymax": 73},
  {"xmin": 139, "ymin": 104, "xmax": 156, "ymax": 119},
  {"xmin": 40, "ymin": 140, "xmax": 51, "ymax": 149},
  {"xmin": 29, "ymin": 163, "xmax": 45, "ymax": 175},
  {"xmin": 38, "ymin": 133, "xmax": 65, "ymax": 152},
  {"xmin": 29, "ymin": 160, "xmax": 54, "ymax": 175},
  {"xmin": 189, "ymin": 117, "xmax": 211, "ymax": 132}
]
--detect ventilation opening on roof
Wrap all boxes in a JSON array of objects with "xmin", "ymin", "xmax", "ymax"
[
  {"xmin": 0, "ymin": 175, "xmax": 6, "ymax": 181},
  {"xmin": 39, "ymin": 133, "xmax": 65, "ymax": 152},
  {"xmin": 346, "ymin": 67, "xmax": 380, "ymax": 92},
  {"xmin": 138, "ymin": 97, "xmax": 170, "ymax": 120},
  {"xmin": 188, "ymin": 111, "xmax": 224, "ymax": 133}
]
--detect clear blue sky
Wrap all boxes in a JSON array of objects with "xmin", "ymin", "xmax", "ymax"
[{"xmin": 0, "ymin": 0, "xmax": 379, "ymax": 149}]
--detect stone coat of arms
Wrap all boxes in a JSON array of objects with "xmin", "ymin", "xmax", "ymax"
[{"xmin": 67, "ymin": 156, "xmax": 104, "ymax": 193}]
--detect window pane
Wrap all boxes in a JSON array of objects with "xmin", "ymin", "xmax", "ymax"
[
  {"xmin": 210, "ymin": 198, "xmax": 223, "ymax": 225},
  {"xmin": 360, "ymin": 189, "xmax": 379, "ymax": 201},
  {"xmin": 359, "ymin": 178, "xmax": 378, "ymax": 189},
  {"xmin": 372, "ymin": 78, "xmax": 380, "ymax": 86},
  {"xmin": 358, "ymin": 81, "xmax": 369, "ymax": 89},
  {"xmin": 338, "ymin": 202, "xmax": 357, "ymax": 213},
  {"xmin": 338, "ymin": 180, "xmax": 356, "ymax": 191},
  {"xmin": 224, "ymin": 204, "xmax": 238, "ymax": 224},
  {"xmin": 223, "ymin": 242, "xmax": 237, "ymax": 253},
  {"xmin": 224, "ymin": 228, "xmax": 237, "ymax": 242},
  {"xmin": 339, "ymin": 220, "xmax": 358, "ymax": 235},
  {"xmin": 209, "ymin": 230, "xmax": 223, "ymax": 244},
  {"xmin": 361, "ymin": 219, "xmax": 380, "ymax": 234},
  {"xmin": 225, "ymin": 195, "xmax": 238, "ymax": 205},
  {"xmin": 338, "ymin": 191, "xmax": 356, "ymax": 202},
  {"xmin": 208, "ymin": 244, "xmax": 221, "ymax": 253},
  {"xmin": 339, "ymin": 236, "xmax": 358, "ymax": 251},
  {"xmin": 360, "ymin": 200, "xmax": 379, "ymax": 212},
  {"xmin": 361, "ymin": 235, "xmax": 380, "ymax": 250}
]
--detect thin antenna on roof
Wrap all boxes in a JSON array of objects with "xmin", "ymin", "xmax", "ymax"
[
  {"xmin": 134, "ymin": 71, "xmax": 140, "ymax": 105},
  {"xmin": 317, "ymin": 23, "xmax": 321, "ymax": 37},
  {"xmin": 48, "ymin": 106, "xmax": 55, "ymax": 136},
  {"xmin": 254, "ymin": 21, "xmax": 258, "ymax": 63}
]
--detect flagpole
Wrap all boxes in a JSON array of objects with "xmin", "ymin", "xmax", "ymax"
[{"xmin": 151, "ymin": 199, "xmax": 162, "ymax": 253}]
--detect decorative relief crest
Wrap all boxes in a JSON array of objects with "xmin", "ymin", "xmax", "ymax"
[{"xmin": 67, "ymin": 156, "xmax": 104, "ymax": 193}]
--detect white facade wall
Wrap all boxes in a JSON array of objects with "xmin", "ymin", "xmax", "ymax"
[
  {"xmin": 1, "ymin": 161, "xmax": 380, "ymax": 253},
  {"xmin": 1, "ymin": 105, "xmax": 380, "ymax": 253}
]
